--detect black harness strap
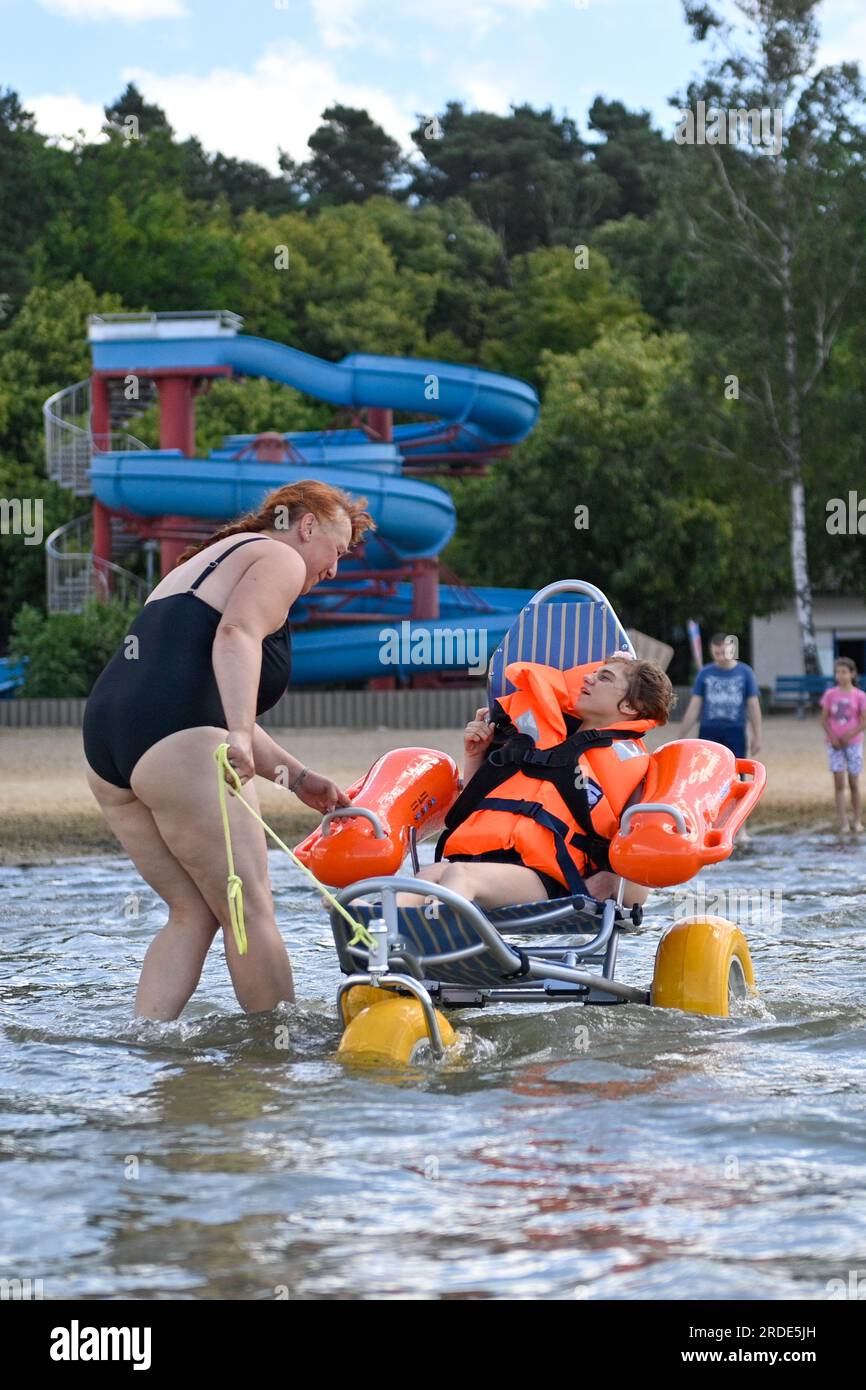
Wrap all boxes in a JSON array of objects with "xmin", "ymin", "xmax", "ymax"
[
  {"xmin": 472, "ymin": 797, "xmax": 591, "ymax": 896},
  {"xmin": 436, "ymin": 713, "xmax": 644, "ymax": 883}
]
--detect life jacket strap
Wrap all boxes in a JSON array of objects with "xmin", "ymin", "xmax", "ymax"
[{"xmin": 472, "ymin": 796, "xmax": 591, "ymax": 896}]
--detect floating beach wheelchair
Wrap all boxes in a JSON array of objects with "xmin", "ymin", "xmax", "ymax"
[{"xmin": 295, "ymin": 582, "xmax": 766, "ymax": 1064}]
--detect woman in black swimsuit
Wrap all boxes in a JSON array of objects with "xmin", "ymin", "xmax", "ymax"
[{"xmin": 83, "ymin": 480, "xmax": 372, "ymax": 1021}]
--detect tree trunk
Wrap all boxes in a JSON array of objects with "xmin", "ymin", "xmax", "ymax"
[
  {"xmin": 789, "ymin": 475, "xmax": 820, "ymax": 674},
  {"xmin": 780, "ymin": 224, "xmax": 820, "ymax": 674}
]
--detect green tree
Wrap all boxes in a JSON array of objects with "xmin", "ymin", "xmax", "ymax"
[
  {"xmin": 480, "ymin": 244, "xmax": 647, "ymax": 386},
  {"xmin": 591, "ymin": 210, "xmax": 688, "ymax": 328},
  {"xmin": 670, "ymin": 0, "xmax": 866, "ymax": 671},
  {"xmin": 583, "ymin": 97, "xmax": 674, "ymax": 223},
  {"xmin": 445, "ymin": 323, "xmax": 788, "ymax": 642},
  {"xmin": 40, "ymin": 187, "xmax": 253, "ymax": 311},
  {"xmin": 0, "ymin": 278, "xmax": 124, "ymax": 649},
  {"xmin": 0, "ymin": 88, "xmax": 70, "ymax": 314},
  {"xmin": 8, "ymin": 598, "xmax": 137, "ymax": 697},
  {"xmin": 410, "ymin": 102, "xmax": 590, "ymax": 264},
  {"xmin": 280, "ymin": 105, "xmax": 407, "ymax": 207}
]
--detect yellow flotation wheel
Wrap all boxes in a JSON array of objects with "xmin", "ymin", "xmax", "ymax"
[
  {"xmin": 338, "ymin": 995, "xmax": 457, "ymax": 1064},
  {"xmin": 340, "ymin": 985, "xmax": 396, "ymax": 1024},
  {"xmin": 652, "ymin": 916, "xmax": 755, "ymax": 1017}
]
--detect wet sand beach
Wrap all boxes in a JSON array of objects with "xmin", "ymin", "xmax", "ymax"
[{"xmin": 0, "ymin": 716, "xmax": 845, "ymax": 864}]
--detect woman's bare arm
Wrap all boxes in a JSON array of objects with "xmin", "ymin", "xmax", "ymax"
[
  {"xmin": 252, "ymin": 725, "xmax": 304, "ymax": 783},
  {"xmin": 212, "ymin": 546, "xmax": 303, "ymax": 730}
]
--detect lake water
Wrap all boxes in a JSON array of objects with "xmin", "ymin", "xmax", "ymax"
[{"xmin": 1, "ymin": 833, "xmax": 865, "ymax": 1300}]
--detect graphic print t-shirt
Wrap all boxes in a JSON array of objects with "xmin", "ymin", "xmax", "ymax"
[
  {"xmin": 820, "ymin": 685, "xmax": 866, "ymax": 745},
  {"xmin": 693, "ymin": 662, "xmax": 758, "ymax": 731}
]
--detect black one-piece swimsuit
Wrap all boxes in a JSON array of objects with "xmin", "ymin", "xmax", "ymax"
[{"xmin": 83, "ymin": 537, "xmax": 292, "ymax": 790}]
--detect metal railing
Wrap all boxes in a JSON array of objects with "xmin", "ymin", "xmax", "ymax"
[
  {"xmin": 46, "ymin": 516, "xmax": 147, "ymax": 614},
  {"xmin": 43, "ymin": 380, "xmax": 149, "ymax": 495},
  {"xmin": 44, "ymin": 380, "xmax": 91, "ymax": 494},
  {"xmin": 87, "ymin": 309, "xmax": 244, "ymax": 334}
]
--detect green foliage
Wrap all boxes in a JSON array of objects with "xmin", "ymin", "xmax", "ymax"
[
  {"xmin": 409, "ymin": 102, "xmax": 588, "ymax": 261},
  {"xmin": 8, "ymin": 598, "xmax": 137, "ymax": 697},
  {"xmin": 480, "ymin": 245, "xmax": 647, "ymax": 385},
  {"xmin": 666, "ymin": 0, "xmax": 866, "ymax": 665},
  {"xmin": 445, "ymin": 323, "xmax": 789, "ymax": 635},
  {"xmin": 0, "ymin": 276, "xmax": 125, "ymax": 461},
  {"xmin": 583, "ymin": 98, "xmax": 673, "ymax": 223},
  {"xmin": 281, "ymin": 105, "xmax": 408, "ymax": 207},
  {"xmin": 196, "ymin": 378, "xmax": 332, "ymax": 453},
  {"xmin": 0, "ymin": 60, "xmax": 864, "ymax": 675},
  {"xmin": 0, "ymin": 88, "xmax": 71, "ymax": 314}
]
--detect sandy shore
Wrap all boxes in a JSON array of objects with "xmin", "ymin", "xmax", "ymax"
[{"xmin": 0, "ymin": 716, "xmax": 847, "ymax": 865}]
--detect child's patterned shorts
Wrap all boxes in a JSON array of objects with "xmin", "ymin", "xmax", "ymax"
[{"xmin": 828, "ymin": 742, "xmax": 864, "ymax": 775}]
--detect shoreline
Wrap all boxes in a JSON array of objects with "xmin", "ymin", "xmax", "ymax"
[{"xmin": 0, "ymin": 717, "xmax": 852, "ymax": 866}]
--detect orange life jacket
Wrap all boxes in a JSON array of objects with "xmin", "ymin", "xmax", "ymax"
[{"xmin": 438, "ymin": 660, "xmax": 658, "ymax": 895}]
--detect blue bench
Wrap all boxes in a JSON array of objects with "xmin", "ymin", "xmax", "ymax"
[
  {"xmin": 773, "ymin": 673, "xmax": 865, "ymax": 715},
  {"xmin": 0, "ymin": 657, "xmax": 28, "ymax": 698}
]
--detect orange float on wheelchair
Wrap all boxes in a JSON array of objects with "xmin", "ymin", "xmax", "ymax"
[
  {"xmin": 293, "ymin": 747, "xmax": 461, "ymax": 888},
  {"xmin": 608, "ymin": 739, "xmax": 766, "ymax": 888}
]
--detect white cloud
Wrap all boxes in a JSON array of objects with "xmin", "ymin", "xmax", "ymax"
[
  {"xmin": 453, "ymin": 72, "xmax": 512, "ymax": 115},
  {"xmin": 39, "ymin": 0, "xmax": 188, "ymax": 19},
  {"xmin": 26, "ymin": 92, "xmax": 107, "ymax": 144},
  {"xmin": 312, "ymin": 0, "xmax": 551, "ymax": 48},
  {"xmin": 115, "ymin": 39, "xmax": 416, "ymax": 170},
  {"xmin": 311, "ymin": 0, "xmax": 366, "ymax": 49},
  {"xmin": 817, "ymin": 0, "xmax": 866, "ymax": 68}
]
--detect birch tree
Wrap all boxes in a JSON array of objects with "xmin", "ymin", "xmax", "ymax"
[{"xmin": 672, "ymin": 0, "xmax": 866, "ymax": 672}]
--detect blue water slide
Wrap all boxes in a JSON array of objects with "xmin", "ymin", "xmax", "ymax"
[
  {"xmin": 291, "ymin": 614, "xmax": 522, "ymax": 686},
  {"xmin": 90, "ymin": 454, "xmax": 456, "ymax": 561},
  {"xmin": 87, "ymin": 327, "xmax": 540, "ymax": 681},
  {"xmin": 90, "ymin": 334, "xmax": 540, "ymax": 445},
  {"xmin": 90, "ymin": 332, "xmax": 538, "ymax": 569}
]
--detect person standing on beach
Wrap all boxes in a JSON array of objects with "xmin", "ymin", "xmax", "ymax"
[
  {"xmin": 82, "ymin": 481, "xmax": 372, "ymax": 1022},
  {"xmin": 676, "ymin": 633, "xmax": 762, "ymax": 843},
  {"xmin": 820, "ymin": 657, "xmax": 866, "ymax": 836}
]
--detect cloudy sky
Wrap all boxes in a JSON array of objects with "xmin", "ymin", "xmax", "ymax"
[{"xmin": 4, "ymin": 0, "xmax": 865, "ymax": 171}]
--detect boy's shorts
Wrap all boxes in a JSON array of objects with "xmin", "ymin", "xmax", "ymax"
[
  {"xmin": 828, "ymin": 742, "xmax": 864, "ymax": 775},
  {"xmin": 699, "ymin": 725, "xmax": 747, "ymax": 759}
]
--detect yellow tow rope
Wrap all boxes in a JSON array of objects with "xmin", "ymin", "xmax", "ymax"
[{"xmin": 213, "ymin": 743, "xmax": 374, "ymax": 954}]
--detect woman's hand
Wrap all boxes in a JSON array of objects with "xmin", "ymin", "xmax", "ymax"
[
  {"xmin": 293, "ymin": 771, "xmax": 352, "ymax": 814},
  {"xmin": 225, "ymin": 729, "xmax": 256, "ymax": 784},
  {"xmin": 464, "ymin": 707, "xmax": 494, "ymax": 758}
]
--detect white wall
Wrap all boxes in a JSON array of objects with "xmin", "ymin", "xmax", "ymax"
[{"xmin": 750, "ymin": 596, "xmax": 866, "ymax": 685}]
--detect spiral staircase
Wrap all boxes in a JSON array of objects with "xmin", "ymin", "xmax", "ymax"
[{"xmin": 43, "ymin": 379, "xmax": 158, "ymax": 612}]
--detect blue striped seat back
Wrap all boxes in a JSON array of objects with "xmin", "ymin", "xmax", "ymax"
[
  {"xmin": 487, "ymin": 598, "xmax": 631, "ymax": 705},
  {"xmin": 333, "ymin": 896, "xmax": 604, "ymax": 990}
]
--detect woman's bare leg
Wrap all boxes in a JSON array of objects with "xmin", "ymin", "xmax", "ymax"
[
  {"xmin": 85, "ymin": 766, "xmax": 221, "ymax": 1020},
  {"xmin": 128, "ymin": 726, "xmax": 295, "ymax": 1013}
]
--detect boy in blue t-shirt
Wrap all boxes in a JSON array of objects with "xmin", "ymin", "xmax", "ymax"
[
  {"xmin": 676, "ymin": 635, "xmax": 763, "ymax": 845},
  {"xmin": 678, "ymin": 633, "xmax": 762, "ymax": 760}
]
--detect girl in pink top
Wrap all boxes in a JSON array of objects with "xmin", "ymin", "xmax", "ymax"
[{"xmin": 820, "ymin": 658, "xmax": 866, "ymax": 835}]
